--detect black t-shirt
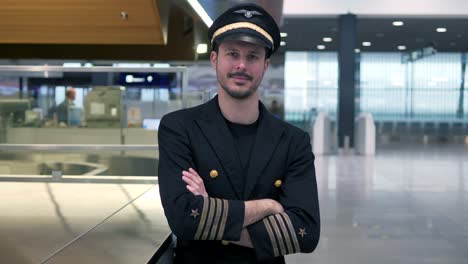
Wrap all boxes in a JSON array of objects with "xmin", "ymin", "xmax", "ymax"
[{"xmin": 225, "ymin": 118, "xmax": 259, "ymax": 191}]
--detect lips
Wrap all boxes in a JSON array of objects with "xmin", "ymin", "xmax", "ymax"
[{"xmin": 228, "ymin": 72, "xmax": 253, "ymax": 82}]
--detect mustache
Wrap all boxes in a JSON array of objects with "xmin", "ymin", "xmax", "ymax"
[{"xmin": 227, "ymin": 72, "xmax": 253, "ymax": 80}]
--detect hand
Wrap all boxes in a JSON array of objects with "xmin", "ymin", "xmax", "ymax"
[
  {"xmin": 267, "ymin": 199, "xmax": 284, "ymax": 215},
  {"xmin": 182, "ymin": 168, "xmax": 208, "ymax": 197},
  {"xmin": 243, "ymin": 199, "xmax": 284, "ymax": 227}
]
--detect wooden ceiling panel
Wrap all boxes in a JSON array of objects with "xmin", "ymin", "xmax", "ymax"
[
  {"xmin": 0, "ymin": 3, "xmax": 200, "ymax": 60},
  {"xmin": 0, "ymin": 0, "xmax": 167, "ymax": 44}
]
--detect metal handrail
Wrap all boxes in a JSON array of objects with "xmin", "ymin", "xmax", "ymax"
[
  {"xmin": 0, "ymin": 65, "xmax": 187, "ymax": 73},
  {"xmin": 0, "ymin": 144, "xmax": 158, "ymax": 152}
]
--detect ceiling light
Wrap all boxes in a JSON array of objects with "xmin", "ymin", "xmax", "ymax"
[
  {"xmin": 323, "ymin": 37, "xmax": 333, "ymax": 42},
  {"xmin": 355, "ymin": 49, "xmax": 361, "ymax": 53},
  {"xmin": 436, "ymin": 27, "xmax": 447, "ymax": 33},
  {"xmin": 196, "ymin": 43, "xmax": 208, "ymax": 54},
  {"xmin": 153, "ymin": 63, "xmax": 170, "ymax": 68},
  {"xmin": 280, "ymin": 41, "xmax": 286, "ymax": 46},
  {"xmin": 63, "ymin": 63, "xmax": 81, "ymax": 67},
  {"xmin": 187, "ymin": 0, "xmax": 213, "ymax": 27},
  {"xmin": 392, "ymin": 21, "xmax": 404, "ymax": 26},
  {"xmin": 362, "ymin": 42, "xmax": 372, "ymax": 47},
  {"xmin": 397, "ymin": 45, "xmax": 406, "ymax": 50},
  {"xmin": 280, "ymin": 32, "xmax": 288, "ymax": 37},
  {"xmin": 113, "ymin": 63, "xmax": 151, "ymax": 68},
  {"xmin": 317, "ymin": 45, "xmax": 326, "ymax": 50}
]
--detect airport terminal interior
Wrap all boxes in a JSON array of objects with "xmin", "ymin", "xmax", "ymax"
[{"xmin": 1, "ymin": 0, "xmax": 467, "ymax": 263}]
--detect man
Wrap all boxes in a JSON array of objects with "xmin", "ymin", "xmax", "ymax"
[
  {"xmin": 158, "ymin": 3, "xmax": 320, "ymax": 263},
  {"xmin": 56, "ymin": 88, "xmax": 76, "ymax": 124}
]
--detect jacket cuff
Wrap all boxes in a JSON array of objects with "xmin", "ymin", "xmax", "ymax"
[
  {"xmin": 247, "ymin": 213, "xmax": 301, "ymax": 260},
  {"xmin": 192, "ymin": 197, "xmax": 244, "ymax": 241}
]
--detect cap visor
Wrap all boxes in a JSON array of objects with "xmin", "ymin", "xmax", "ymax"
[{"xmin": 218, "ymin": 33, "xmax": 272, "ymax": 49}]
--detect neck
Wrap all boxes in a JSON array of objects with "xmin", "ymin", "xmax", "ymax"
[{"xmin": 218, "ymin": 89, "xmax": 259, "ymax": 125}]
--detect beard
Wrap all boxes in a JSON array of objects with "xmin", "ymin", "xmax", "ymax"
[{"xmin": 217, "ymin": 69, "xmax": 261, "ymax": 100}]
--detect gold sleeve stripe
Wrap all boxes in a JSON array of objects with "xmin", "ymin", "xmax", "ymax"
[
  {"xmin": 280, "ymin": 213, "xmax": 300, "ymax": 253},
  {"xmin": 216, "ymin": 200, "xmax": 229, "ymax": 240},
  {"xmin": 210, "ymin": 22, "xmax": 274, "ymax": 48},
  {"xmin": 275, "ymin": 214, "xmax": 294, "ymax": 254},
  {"xmin": 201, "ymin": 197, "xmax": 217, "ymax": 240},
  {"xmin": 209, "ymin": 198, "xmax": 223, "ymax": 240},
  {"xmin": 263, "ymin": 217, "xmax": 279, "ymax": 257},
  {"xmin": 267, "ymin": 216, "xmax": 287, "ymax": 256},
  {"xmin": 194, "ymin": 197, "xmax": 209, "ymax": 240}
]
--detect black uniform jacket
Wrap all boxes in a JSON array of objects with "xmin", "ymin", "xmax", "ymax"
[{"xmin": 158, "ymin": 96, "xmax": 320, "ymax": 263}]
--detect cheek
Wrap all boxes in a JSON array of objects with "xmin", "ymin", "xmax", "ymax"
[
  {"xmin": 253, "ymin": 65, "xmax": 265, "ymax": 78},
  {"xmin": 218, "ymin": 61, "xmax": 232, "ymax": 74}
]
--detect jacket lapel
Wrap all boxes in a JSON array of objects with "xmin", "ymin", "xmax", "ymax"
[
  {"xmin": 243, "ymin": 102, "xmax": 285, "ymax": 199},
  {"xmin": 194, "ymin": 97, "xmax": 243, "ymax": 199}
]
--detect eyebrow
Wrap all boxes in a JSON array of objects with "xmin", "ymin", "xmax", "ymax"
[
  {"xmin": 224, "ymin": 47, "xmax": 239, "ymax": 52},
  {"xmin": 224, "ymin": 47, "xmax": 262, "ymax": 55}
]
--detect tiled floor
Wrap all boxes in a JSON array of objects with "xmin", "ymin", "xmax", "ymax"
[
  {"xmin": 0, "ymin": 183, "xmax": 169, "ymax": 264},
  {"xmin": 1, "ymin": 143, "xmax": 467, "ymax": 263},
  {"xmin": 286, "ymin": 143, "xmax": 468, "ymax": 264}
]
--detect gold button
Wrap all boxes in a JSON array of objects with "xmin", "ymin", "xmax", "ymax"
[
  {"xmin": 221, "ymin": 240, "xmax": 230, "ymax": 245},
  {"xmin": 274, "ymin": 180, "xmax": 282, "ymax": 188},
  {"xmin": 210, "ymin": 170, "xmax": 218, "ymax": 178}
]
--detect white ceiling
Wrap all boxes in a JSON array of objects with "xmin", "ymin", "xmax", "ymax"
[{"xmin": 283, "ymin": 0, "xmax": 468, "ymax": 16}]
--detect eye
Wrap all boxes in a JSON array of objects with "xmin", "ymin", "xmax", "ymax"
[
  {"xmin": 247, "ymin": 54, "xmax": 259, "ymax": 61},
  {"xmin": 227, "ymin": 52, "xmax": 239, "ymax": 58}
]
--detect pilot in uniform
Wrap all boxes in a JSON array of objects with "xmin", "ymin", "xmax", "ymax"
[{"xmin": 158, "ymin": 3, "xmax": 320, "ymax": 263}]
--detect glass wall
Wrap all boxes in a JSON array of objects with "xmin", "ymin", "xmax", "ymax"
[
  {"xmin": 0, "ymin": 66, "xmax": 187, "ymax": 145},
  {"xmin": 411, "ymin": 53, "xmax": 461, "ymax": 120},
  {"xmin": 285, "ymin": 52, "xmax": 338, "ymax": 129},
  {"xmin": 360, "ymin": 52, "xmax": 464, "ymax": 121},
  {"xmin": 285, "ymin": 51, "xmax": 468, "ymax": 130},
  {"xmin": 359, "ymin": 53, "xmax": 407, "ymax": 119}
]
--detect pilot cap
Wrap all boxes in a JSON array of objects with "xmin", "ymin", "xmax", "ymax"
[{"xmin": 208, "ymin": 3, "xmax": 281, "ymax": 58}]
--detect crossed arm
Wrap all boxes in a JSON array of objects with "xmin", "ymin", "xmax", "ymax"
[{"xmin": 182, "ymin": 168, "xmax": 284, "ymax": 248}]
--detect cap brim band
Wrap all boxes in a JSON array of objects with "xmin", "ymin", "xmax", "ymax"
[
  {"xmin": 211, "ymin": 22, "xmax": 274, "ymax": 49},
  {"xmin": 221, "ymin": 34, "xmax": 271, "ymax": 48}
]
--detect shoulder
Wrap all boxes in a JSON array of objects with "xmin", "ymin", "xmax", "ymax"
[{"xmin": 160, "ymin": 103, "xmax": 205, "ymax": 126}]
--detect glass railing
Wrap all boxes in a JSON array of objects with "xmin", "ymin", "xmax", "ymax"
[{"xmin": 0, "ymin": 144, "xmax": 170, "ymax": 264}]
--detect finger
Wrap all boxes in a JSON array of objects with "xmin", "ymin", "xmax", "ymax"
[
  {"xmin": 184, "ymin": 170, "xmax": 203, "ymax": 185},
  {"xmin": 182, "ymin": 175, "xmax": 199, "ymax": 189},
  {"xmin": 182, "ymin": 175, "xmax": 199, "ymax": 188},
  {"xmin": 183, "ymin": 170, "xmax": 198, "ymax": 179},
  {"xmin": 182, "ymin": 171, "xmax": 200, "ymax": 185},
  {"xmin": 189, "ymin": 168, "xmax": 202, "ymax": 178},
  {"xmin": 186, "ymin": 169, "xmax": 200, "ymax": 181},
  {"xmin": 186, "ymin": 185, "xmax": 199, "ymax": 195}
]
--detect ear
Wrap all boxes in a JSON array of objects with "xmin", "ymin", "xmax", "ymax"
[
  {"xmin": 210, "ymin": 51, "xmax": 218, "ymax": 69},
  {"xmin": 263, "ymin": 58, "xmax": 270, "ymax": 74}
]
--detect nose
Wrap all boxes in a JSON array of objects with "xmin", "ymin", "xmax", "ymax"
[{"xmin": 235, "ymin": 58, "xmax": 247, "ymax": 70}]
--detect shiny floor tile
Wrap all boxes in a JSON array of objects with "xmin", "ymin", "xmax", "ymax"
[
  {"xmin": 287, "ymin": 144, "xmax": 468, "ymax": 264},
  {"xmin": 0, "ymin": 183, "xmax": 168, "ymax": 264}
]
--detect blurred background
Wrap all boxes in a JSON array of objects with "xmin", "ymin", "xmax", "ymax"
[{"xmin": 0, "ymin": 1, "xmax": 467, "ymax": 263}]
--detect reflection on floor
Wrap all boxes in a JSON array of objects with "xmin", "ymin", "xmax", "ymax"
[
  {"xmin": 0, "ymin": 183, "xmax": 169, "ymax": 264},
  {"xmin": 286, "ymin": 144, "xmax": 468, "ymax": 264}
]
